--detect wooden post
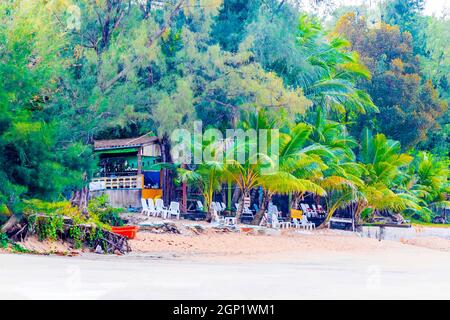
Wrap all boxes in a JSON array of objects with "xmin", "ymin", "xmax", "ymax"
[
  {"xmin": 181, "ymin": 164, "xmax": 187, "ymax": 213},
  {"xmin": 352, "ymin": 208, "xmax": 355, "ymax": 232},
  {"xmin": 288, "ymin": 192, "xmax": 292, "ymax": 217},
  {"xmin": 227, "ymin": 179, "xmax": 232, "ymax": 210},
  {"xmin": 137, "ymin": 147, "xmax": 142, "ymax": 175}
]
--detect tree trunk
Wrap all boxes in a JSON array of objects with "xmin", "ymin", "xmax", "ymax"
[
  {"xmin": 231, "ymin": 186, "xmax": 241, "ymax": 205},
  {"xmin": 291, "ymin": 192, "xmax": 303, "ymax": 210},
  {"xmin": 70, "ymin": 186, "xmax": 90, "ymax": 217},
  {"xmin": 250, "ymin": 189, "xmax": 258, "ymax": 210},
  {"xmin": 1, "ymin": 213, "xmax": 20, "ymax": 234},
  {"xmin": 353, "ymin": 202, "xmax": 365, "ymax": 227},
  {"xmin": 161, "ymin": 135, "xmax": 174, "ymax": 206},
  {"xmin": 235, "ymin": 194, "xmax": 246, "ymax": 222},
  {"xmin": 251, "ymin": 190, "xmax": 270, "ymax": 225},
  {"xmin": 317, "ymin": 201, "xmax": 338, "ymax": 229},
  {"xmin": 205, "ymin": 205, "xmax": 214, "ymax": 223}
]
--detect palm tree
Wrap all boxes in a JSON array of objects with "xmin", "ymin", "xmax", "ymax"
[
  {"xmin": 253, "ymin": 122, "xmax": 328, "ymax": 224},
  {"xmin": 236, "ymin": 111, "xmax": 328, "ymax": 224},
  {"xmin": 318, "ymin": 163, "xmax": 366, "ymax": 228},
  {"xmin": 359, "ymin": 128, "xmax": 412, "ymax": 187},
  {"xmin": 403, "ymin": 151, "xmax": 450, "ymax": 222},
  {"xmin": 354, "ymin": 128, "xmax": 420, "ymax": 223},
  {"xmin": 296, "ymin": 14, "xmax": 379, "ymax": 117},
  {"xmin": 315, "ymin": 126, "xmax": 420, "ymax": 228},
  {"xmin": 227, "ymin": 109, "xmax": 330, "ymax": 224},
  {"xmin": 176, "ymin": 140, "xmax": 227, "ymax": 222},
  {"xmin": 305, "ymin": 112, "xmax": 364, "ymax": 228}
]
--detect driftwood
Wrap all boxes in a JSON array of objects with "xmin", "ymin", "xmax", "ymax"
[
  {"xmin": 212, "ymin": 226, "xmax": 234, "ymax": 233},
  {"xmin": 185, "ymin": 224, "xmax": 205, "ymax": 235},
  {"xmin": 139, "ymin": 221, "xmax": 181, "ymax": 234}
]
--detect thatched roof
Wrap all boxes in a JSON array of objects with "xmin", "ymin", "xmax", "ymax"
[{"xmin": 94, "ymin": 136, "xmax": 159, "ymax": 150}]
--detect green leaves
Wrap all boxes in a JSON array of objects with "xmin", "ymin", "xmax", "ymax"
[
  {"xmin": 335, "ymin": 13, "xmax": 447, "ymax": 149},
  {"xmin": 360, "ymin": 127, "xmax": 373, "ymax": 164}
]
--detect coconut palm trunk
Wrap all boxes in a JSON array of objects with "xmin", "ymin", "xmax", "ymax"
[
  {"xmin": 291, "ymin": 192, "xmax": 304, "ymax": 210},
  {"xmin": 252, "ymin": 190, "xmax": 271, "ymax": 225},
  {"xmin": 235, "ymin": 193, "xmax": 247, "ymax": 222}
]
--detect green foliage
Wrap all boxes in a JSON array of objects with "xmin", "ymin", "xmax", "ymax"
[
  {"xmin": 240, "ymin": 6, "xmax": 378, "ymax": 126},
  {"xmin": 360, "ymin": 207, "xmax": 374, "ymax": 221},
  {"xmin": 211, "ymin": 0, "xmax": 259, "ymax": 52},
  {"xmin": 335, "ymin": 13, "xmax": 447, "ymax": 149},
  {"xmin": 382, "ymin": 0, "xmax": 427, "ymax": 56},
  {"xmin": 0, "ymin": 232, "xmax": 30, "ymax": 253},
  {"xmin": 10, "ymin": 242, "xmax": 31, "ymax": 253},
  {"xmin": 29, "ymin": 213, "xmax": 64, "ymax": 241},
  {"xmin": 402, "ymin": 151, "xmax": 450, "ymax": 221},
  {"xmin": 88, "ymin": 195, "xmax": 124, "ymax": 227},
  {"xmin": 1, "ymin": 0, "xmax": 447, "ymax": 227},
  {"xmin": 23, "ymin": 196, "xmax": 119, "ymax": 249},
  {"xmin": 69, "ymin": 225, "xmax": 83, "ymax": 249},
  {"xmin": 0, "ymin": 1, "xmax": 95, "ymax": 213},
  {"xmin": 0, "ymin": 232, "xmax": 8, "ymax": 249}
]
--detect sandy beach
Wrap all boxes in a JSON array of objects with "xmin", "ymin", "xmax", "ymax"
[
  {"xmin": 4, "ymin": 214, "xmax": 450, "ymax": 259},
  {"xmin": 127, "ymin": 215, "xmax": 450, "ymax": 261},
  {"xmin": 2, "ymin": 217, "xmax": 450, "ymax": 299},
  {"xmin": 1, "ymin": 232, "xmax": 450, "ymax": 299}
]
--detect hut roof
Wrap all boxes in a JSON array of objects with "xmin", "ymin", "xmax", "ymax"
[{"xmin": 94, "ymin": 136, "xmax": 159, "ymax": 150}]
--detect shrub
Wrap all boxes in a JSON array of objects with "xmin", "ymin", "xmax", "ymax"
[
  {"xmin": 0, "ymin": 232, "xmax": 8, "ymax": 249},
  {"xmin": 88, "ymin": 195, "xmax": 124, "ymax": 227}
]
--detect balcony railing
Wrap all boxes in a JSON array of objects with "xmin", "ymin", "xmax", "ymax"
[
  {"xmin": 90, "ymin": 175, "xmax": 143, "ymax": 190},
  {"xmin": 94, "ymin": 171, "xmax": 138, "ymax": 178}
]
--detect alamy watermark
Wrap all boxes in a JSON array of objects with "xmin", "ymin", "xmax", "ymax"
[
  {"xmin": 66, "ymin": 5, "xmax": 81, "ymax": 31},
  {"xmin": 171, "ymin": 121, "xmax": 279, "ymax": 174},
  {"xmin": 17, "ymin": 1, "xmax": 81, "ymax": 31}
]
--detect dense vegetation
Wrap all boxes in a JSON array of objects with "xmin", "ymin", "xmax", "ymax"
[{"xmin": 0, "ymin": 0, "xmax": 448, "ymax": 226}]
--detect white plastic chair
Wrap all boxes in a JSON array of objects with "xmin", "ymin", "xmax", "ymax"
[
  {"xmin": 147, "ymin": 198, "xmax": 158, "ymax": 217},
  {"xmin": 220, "ymin": 202, "xmax": 227, "ymax": 212},
  {"xmin": 268, "ymin": 202, "xmax": 281, "ymax": 216},
  {"xmin": 267, "ymin": 203, "xmax": 282, "ymax": 222},
  {"xmin": 300, "ymin": 215, "xmax": 315, "ymax": 230},
  {"xmin": 292, "ymin": 218, "xmax": 301, "ymax": 229},
  {"xmin": 141, "ymin": 198, "xmax": 150, "ymax": 216},
  {"xmin": 155, "ymin": 198, "xmax": 166, "ymax": 216},
  {"xmin": 211, "ymin": 202, "xmax": 218, "ymax": 213},
  {"xmin": 260, "ymin": 212, "xmax": 269, "ymax": 226},
  {"xmin": 300, "ymin": 203, "xmax": 313, "ymax": 218},
  {"xmin": 308, "ymin": 204, "xmax": 318, "ymax": 217},
  {"xmin": 164, "ymin": 201, "xmax": 180, "ymax": 219},
  {"xmin": 197, "ymin": 200, "xmax": 204, "ymax": 211},
  {"xmin": 271, "ymin": 213, "xmax": 280, "ymax": 229},
  {"xmin": 212, "ymin": 207, "xmax": 225, "ymax": 224},
  {"xmin": 236, "ymin": 203, "xmax": 254, "ymax": 217}
]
